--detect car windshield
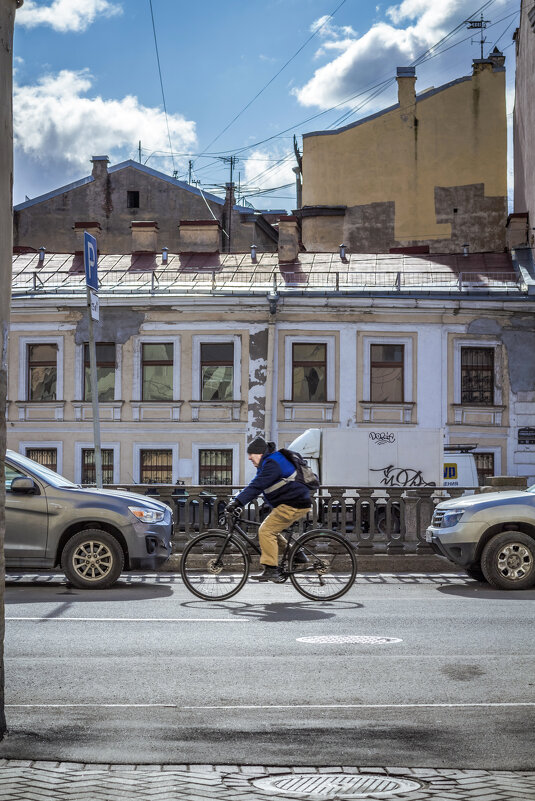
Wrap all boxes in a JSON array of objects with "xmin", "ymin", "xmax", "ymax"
[
  {"xmin": 526, "ymin": 485, "xmax": 535, "ymax": 493},
  {"xmin": 6, "ymin": 451, "xmax": 77, "ymax": 488}
]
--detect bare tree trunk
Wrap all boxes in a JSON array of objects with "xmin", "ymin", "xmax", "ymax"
[{"xmin": 0, "ymin": 0, "xmax": 22, "ymax": 741}]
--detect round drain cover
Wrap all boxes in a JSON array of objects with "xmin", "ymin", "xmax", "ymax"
[
  {"xmin": 297, "ymin": 635, "xmax": 402, "ymax": 644},
  {"xmin": 252, "ymin": 773, "xmax": 421, "ymax": 799}
]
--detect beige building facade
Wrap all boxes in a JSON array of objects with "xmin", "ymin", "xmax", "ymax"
[
  {"xmin": 8, "ymin": 229, "xmax": 535, "ymax": 489},
  {"xmin": 299, "ymin": 55, "xmax": 508, "ymax": 254}
]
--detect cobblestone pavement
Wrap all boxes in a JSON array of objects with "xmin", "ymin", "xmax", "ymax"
[{"xmin": 1, "ymin": 762, "xmax": 534, "ymax": 800}]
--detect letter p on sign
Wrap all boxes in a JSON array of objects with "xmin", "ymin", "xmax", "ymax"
[{"xmin": 84, "ymin": 231, "xmax": 99, "ymax": 291}]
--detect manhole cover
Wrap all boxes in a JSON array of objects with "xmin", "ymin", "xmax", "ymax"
[
  {"xmin": 297, "ymin": 635, "xmax": 402, "ymax": 644},
  {"xmin": 252, "ymin": 773, "xmax": 422, "ymax": 799}
]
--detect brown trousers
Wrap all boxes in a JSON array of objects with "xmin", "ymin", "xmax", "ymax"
[{"xmin": 258, "ymin": 504, "xmax": 310, "ymax": 566}]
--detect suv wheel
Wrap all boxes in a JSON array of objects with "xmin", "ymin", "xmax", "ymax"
[
  {"xmin": 481, "ymin": 531, "xmax": 535, "ymax": 590},
  {"xmin": 61, "ymin": 529, "xmax": 124, "ymax": 589}
]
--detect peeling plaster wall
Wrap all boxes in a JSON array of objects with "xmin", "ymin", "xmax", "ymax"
[
  {"xmin": 467, "ymin": 315, "xmax": 535, "ymax": 393},
  {"xmin": 75, "ymin": 307, "xmax": 145, "ymax": 345},
  {"xmin": 247, "ymin": 327, "xmax": 268, "ymax": 439}
]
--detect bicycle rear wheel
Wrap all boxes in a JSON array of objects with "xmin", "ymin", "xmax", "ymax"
[
  {"xmin": 289, "ymin": 529, "xmax": 357, "ymax": 601},
  {"xmin": 180, "ymin": 530, "xmax": 250, "ymax": 600}
]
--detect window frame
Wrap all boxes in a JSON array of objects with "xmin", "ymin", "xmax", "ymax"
[
  {"xmin": 83, "ymin": 342, "xmax": 116, "ymax": 402},
  {"xmin": 362, "ymin": 335, "xmax": 413, "ymax": 403},
  {"xmin": 132, "ymin": 336, "xmax": 180, "ymax": 402},
  {"xmin": 191, "ymin": 442, "xmax": 239, "ymax": 484},
  {"xmin": 19, "ymin": 441, "xmax": 63, "ymax": 475},
  {"xmin": 75, "ymin": 343, "xmax": 122, "ymax": 402},
  {"xmin": 74, "ymin": 442, "xmax": 120, "ymax": 484},
  {"xmin": 132, "ymin": 443, "xmax": 179, "ymax": 484},
  {"xmin": 192, "ymin": 336, "xmax": 241, "ymax": 402},
  {"xmin": 283, "ymin": 335, "xmax": 335, "ymax": 402},
  {"xmin": 127, "ymin": 190, "xmax": 140, "ymax": 209},
  {"xmin": 453, "ymin": 339, "xmax": 501, "ymax": 407},
  {"xmin": 19, "ymin": 337, "xmax": 64, "ymax": 402},
  {"xmin": 370, "ymin": 343, "xmax": 405, "ymax": 404},
  {"xmin": 291, "ymin": 342, "xmax": 327, "ymax": 403},
  {"xmin": 460, "ymin": 346, "xmax": 495, "ymax": 406},
  {"xmin": 197, "ymin": 448, "xmax": 234, "ymax": 486}
]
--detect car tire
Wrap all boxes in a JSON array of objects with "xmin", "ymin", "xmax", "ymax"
[
  {"xmin": 481, "ymin": 531, "xmax": 535, "ymax": 591},
  {"xmin": 464, "ymin": 564, "xmax": 487, "ymax": 583},
  {"xmin": 61, "ymin": 529, "xmax": 124, "ymax": 589}
]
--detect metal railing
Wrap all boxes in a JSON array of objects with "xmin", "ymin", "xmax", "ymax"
[
  {"xmin": 13, "ymin": 269, "xmax": 523, "ymax": 296},
  {"xmin": 108, "ymin": 484, "xmax": 475, "ymax": 555}
]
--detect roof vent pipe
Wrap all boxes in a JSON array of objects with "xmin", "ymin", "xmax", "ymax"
[
  {"xmin": 162, "ymin": 246, "xmax": 168, "ymax": 265},
  {"xmin": 339, "ymin": 243, "xmax": 346, "ymax": 260},
  {"xmin": 251, "ymin": 244, "xmax": 257, "ymax": 262},
  {"xmin": 38, "ymin": 246, "xmax": 45, "ymax": 265},
  {"xmin": 463, "ymin": 243, "xmax": 469, "ymax": 256}
]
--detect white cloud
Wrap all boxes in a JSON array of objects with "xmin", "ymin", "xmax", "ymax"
[
  {"xmin": 17, "ymin": 0, "xmax": 122, "ymax": 33},
  {"xmin": 294, "ymin": 0, "xmax": 509, "ymax": 111},
  {"xmin": 242, "ymin": 147, "xmax": 297, "ymax": 201},
  {"xmin": 13, "ymin": 69, "xmax": 197, "ymax": 198}
]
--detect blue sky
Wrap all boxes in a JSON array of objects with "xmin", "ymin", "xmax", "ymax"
[{"xmin": 13, "ymin": 0, "xmax": 519, "ymax": 208}]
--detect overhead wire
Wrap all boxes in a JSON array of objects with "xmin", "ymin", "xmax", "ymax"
[{"xmin": 148, "ymin": 0, "xmax": 176, "ymax": 174}]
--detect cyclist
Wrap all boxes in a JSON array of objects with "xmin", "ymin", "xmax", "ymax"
[{"xmin": 226, "ymin": 436, "xmax": 311, "ymax": 583}]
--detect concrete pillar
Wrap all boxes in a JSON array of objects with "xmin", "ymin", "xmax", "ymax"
[
  {"xmin": 396, "ymin": 66, "xmax": 416, "ymax": 112},
  {"xmin": 73, "ymin": 222, "xmax": 102, "ymax": 253},
  {"xmin": 0, "ymin": 0, "xmax": 23, "ymax": 743},
  {"xmin": 91, "ymin": 155, "xmax": 110, "ymax": 180}
]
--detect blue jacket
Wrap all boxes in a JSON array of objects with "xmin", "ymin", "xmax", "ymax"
[{"xmin": 235, "ymin": 443, "xmax": 311, "ymax": 509}]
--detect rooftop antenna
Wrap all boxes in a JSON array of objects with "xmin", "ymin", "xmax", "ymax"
[{"xmin": 465, "ymin": 14, "xmax": 490, "ymax": 60}]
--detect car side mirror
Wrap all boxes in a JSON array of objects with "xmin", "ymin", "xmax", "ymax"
[{"xmin": 10, "ymin": 476, "xmax": 38, "ymax": 494}]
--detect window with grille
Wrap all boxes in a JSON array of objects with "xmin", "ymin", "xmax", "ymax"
[
  {"xmin": 461, "ymin": 347, "xmax": 494, "ymax": 405},
  {"xmin": 370, "ymin": 344, "xmax": 404, "ymax": 403},
  {"xmin": 84, "ymin": 343, "xmax": 116, "ymax": 402},
  {"xmin": 142, "ymin": 343, "xmax": 173, "ymax": 401},
  {"xmin": 201, "ymin": 343, "xmax": 233, "ymax": 401},
  {"xmin": 81, "ymin": 448, "xmax": 114, "ymax": 485},
  {"xmin": 474, "ymin": 452, "xmax": 495, "ymax": 486},
  {"xmin": 140, "ymin": 449, "xmax": 173, "ymax": 484},
  {"xmin": 199, "ymin": 449, "xmax": 233, "ymax": 486},
  {"xmin": 28, "ymin": 344, "xmax": 57, "ymax": 401},
  {"xmin": 25, "ymin": 448, "xmax": 57, "ymax": 473},
  {"xmin": 292, "ymin": 343, "xmax": 326, "ymax": 402}
]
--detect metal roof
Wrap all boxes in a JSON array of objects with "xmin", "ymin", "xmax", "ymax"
[{"xmin": 11, "ymin": 250, "xmax": 528, "ymax": 299}]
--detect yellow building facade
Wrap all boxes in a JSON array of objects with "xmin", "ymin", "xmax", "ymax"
[{"xmin": 300, "ymin": 56, "xmax": 507, "ymax": 254}]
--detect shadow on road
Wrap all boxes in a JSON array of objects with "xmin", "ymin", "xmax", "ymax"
[
  {"xmin": 436, "ymin": 583, "xmax": 535, "ymax": 600},
  {"xmin": 181, "ymin": 598, "xmax": 363, "ymax": 622},
  {"xmin": 5, "ymin": 581, "xmax": 174, "ymax": 603}
]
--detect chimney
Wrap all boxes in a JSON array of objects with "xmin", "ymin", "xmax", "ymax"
[
  {"xmin": 396, "ymin": 66, "xmax": 416, "ymax": 109},
  {"xmin": 91, "ymin": 155, "xmax": 110, "ymax": 180},
  {"xmin": 278, "ymin": 216, "xmax": 300, "ymax": 263},
  {"xmin": 131, "ymin": 221, "xmax": 159, "ymax": 252},
  {"xmin": 73, "ymin": 221, "xmax": 102, "ymax": 253},
  {"xmin": 179, "ymin": 220, "xmax": 221, "ymax": 253}
]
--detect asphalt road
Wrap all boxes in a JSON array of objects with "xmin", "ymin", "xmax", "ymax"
[{"xmin": 1, "ymin": 572, "xmax": 535, "ymax": 768}]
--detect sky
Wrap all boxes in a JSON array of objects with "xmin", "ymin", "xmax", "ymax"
[{"xmin": 13, "ymin": 0, "xmax": 519, "ymax": 210}]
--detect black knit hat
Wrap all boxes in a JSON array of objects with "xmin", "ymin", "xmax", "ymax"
[{"xmin": 247, "ymin": 436, "xmax": 267, "ymax": 455}]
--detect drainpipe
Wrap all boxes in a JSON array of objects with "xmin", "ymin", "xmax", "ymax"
[{"xmin": 264, "ymin": 278, "xmax": 279, "ymax": 442}]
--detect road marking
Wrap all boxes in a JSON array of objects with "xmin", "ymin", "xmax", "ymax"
[
  {"xmin": 5, "ymin": 617, "xmax": 249, "ymax": 623},
  {"xmin": 6, "ymin": 702, "xmax": 535, "ymax": 709}
]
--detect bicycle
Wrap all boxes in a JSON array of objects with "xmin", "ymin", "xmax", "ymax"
[{"xmin": 180, "ymin": 510, "xmax": 357, "ymax": 601}]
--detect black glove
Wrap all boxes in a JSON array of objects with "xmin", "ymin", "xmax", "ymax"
[{"xmin": 226, "ymin": 499, "xmax": 242, "ymax": 515}]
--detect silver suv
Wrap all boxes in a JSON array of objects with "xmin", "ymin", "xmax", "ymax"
[
  {"xmin": 426, "ymin": 486, "xmax": 535, "ymax": 590},
  {"xmin": 4, "ymin": 450, "xmax": 173, "ymax": 589}
]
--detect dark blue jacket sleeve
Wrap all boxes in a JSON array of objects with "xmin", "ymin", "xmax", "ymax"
[{"xmin": 235, "ymin": 458, "xmax": 281, "ymax": 506}]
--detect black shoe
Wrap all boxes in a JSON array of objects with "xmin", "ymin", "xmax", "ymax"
[
  {"xmin": 293, "ymin": 548, "xmax": 309, "ymax": 565},
  {"xmin": 250, "ymin": 565, "xmax": 286, "ymax": 583}
]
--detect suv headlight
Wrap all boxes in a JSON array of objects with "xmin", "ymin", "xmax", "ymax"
[
  {"xmin": 128, "ymin": 506, "xmax": 165, "ymax": 523},
  {"xmin": 441, "ymin": 509, "xmax": 465, "ymax": 528}
]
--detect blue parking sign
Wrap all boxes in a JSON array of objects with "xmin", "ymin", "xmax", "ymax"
[{"xmin": 84, "ymin": 231, "xmax": 98, "ymax": 291}]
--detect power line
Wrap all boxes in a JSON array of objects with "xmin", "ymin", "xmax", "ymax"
[
  {"xmin": 148, "ymin": 0, "xmax": 176, "ymax": 174},
  {"xmin": 192, "ymin": 0, "xmax": 348, "ymax": 164}
]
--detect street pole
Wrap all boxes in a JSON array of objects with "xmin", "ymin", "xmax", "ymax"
[
  {"xmin": 87, "ymin": 289, "xmax": 103, "ymax": 488},
  {"xmin": 0, "ymin": 0, "xmax": 23, "ymax": 741}
]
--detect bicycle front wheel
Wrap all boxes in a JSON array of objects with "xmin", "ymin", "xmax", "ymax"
[
  {"xmin": 289, "ymin": 529, "xmax": 357, "ymax": 601},
  {"xmin": 180, "ymin": 530, "xmax": 250, "ymax": 600}
]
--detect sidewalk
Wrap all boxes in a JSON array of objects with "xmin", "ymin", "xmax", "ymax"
[{"xmin": 1, "ymin": 761, "xmax": 534, "ymax": 800}]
